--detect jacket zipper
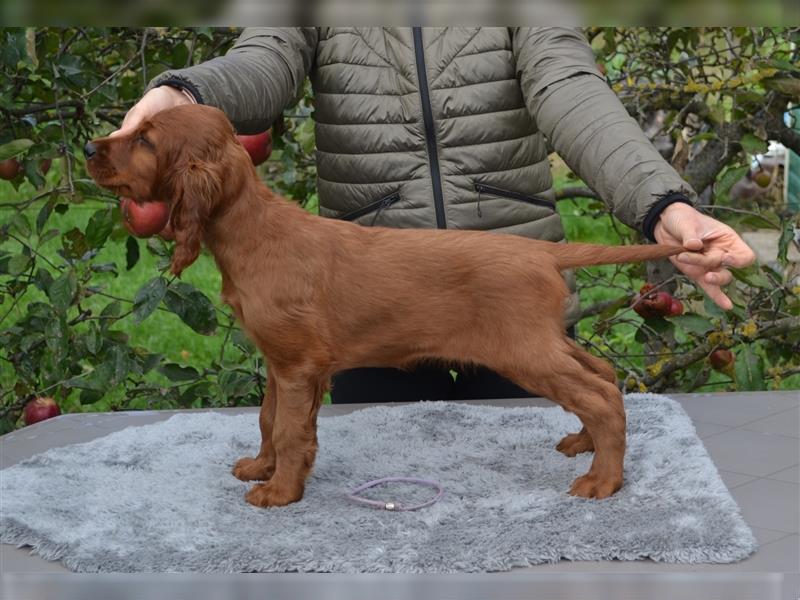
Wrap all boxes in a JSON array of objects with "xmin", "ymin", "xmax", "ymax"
[
  {"xmin": 339, "ymin": 192, "xmax": 401, "ymax": 224},
  {"xmin": 412, "ymin": 27, "xmax": 447, "ymax": 229},
  {"xmin": 474, "ymin": 183, "xmax": 556, "ymax": 213}
]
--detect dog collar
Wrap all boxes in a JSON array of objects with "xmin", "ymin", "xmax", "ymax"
[{"xmin": 347, "ymin": 476, "xmax": 444, "ymax": 511}]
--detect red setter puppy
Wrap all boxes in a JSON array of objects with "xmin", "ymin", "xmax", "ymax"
[{"xmin": 86, "ymin": 105, "xmax": 684, "ymax": 507}]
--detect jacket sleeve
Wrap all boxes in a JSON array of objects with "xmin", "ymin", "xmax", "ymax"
[
  {"xmin": 512, "ymin": 27, "xmax": 696, "ymax": 234},
  {"xmin": 148, "ymin": 27, "xmax": 318, "ymax": 134}
]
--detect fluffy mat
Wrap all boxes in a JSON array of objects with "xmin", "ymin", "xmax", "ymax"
[{"xmin": 0, "ymin": 393, "xmax": 756, "ymax": 572}]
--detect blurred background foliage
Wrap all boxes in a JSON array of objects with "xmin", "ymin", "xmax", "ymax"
[{"xmin": 1, "ymin": 27, "xmax": 799, "ymax": 433}]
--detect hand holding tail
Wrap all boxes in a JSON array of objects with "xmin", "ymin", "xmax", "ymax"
[{"xmin": 654, "ymin": 203, "xmax": 756, "ymax": 310}]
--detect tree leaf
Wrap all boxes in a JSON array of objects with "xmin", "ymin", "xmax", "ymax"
[
  {"xmin": 133, "ymin": 276, "xmax": 167, "ymax": 323},
  {"xmin": 777, "ymin": 220, "xmax": 793, "ymax": 265},
  {"xmin": 10, "ymin": 212, "xmax": 31, "ymax": 237},
  {"xmin": 671, "ymin": 314, "xmax": 714, "ymax": 335},
  {"xmin": 146, "ymin": 236, "xmax": 170, "ymax": 257},
  {"xmin": 715, "ymin": 165, "xmax": 749, "ymax": 199},
  {"xmin": 159, "ymin": 362, "xmax": 199, "ymax": 382},
  {"xmin": 36, "ymin": 199, "xmax": 55, "ymax": 234},
  {"xmin": 66, "ymin": 362, "xmax": 113, "ymax": 391},
  {"xmin": 729, "ymin": 265, "xmax": 771, "ymax": 289},
  {"xmin": 125, "ymin": 235, "xmax": 140, "ymax": 270},
  {"xmin": 0, "ymin": 139, "xmax": 33, "ymax": 161},
  {"xmin": 48, "ymin": 269, "xmax": 77, "ymax": 312},
  {"xmin": 739, "ymin": 133, "xmax": 767, "ymax": 155},
  {"xmin": 85, "ymin": 321, "xmax": 101, "ymax": 355},
  {"xmin": 62, "ymin": 227, "xmax": 89, "ymax": 259},
  {"xmin": 85, "ymin": 207, "xmax": 114, "ymax": 248},
  {"xmin": 163, "ymin": 281, "xmax": 218, "ymax": 335},
  {"xmin": 762, "ymin": 77, "xmax": 800, "ymax": 96},
  {"xmin": 734, "ymin": 345, "xmax": 765, "ymax": 391},
  {"xmin": 6, "ymin": 254, "xmax": 32, "ymax": 276}
]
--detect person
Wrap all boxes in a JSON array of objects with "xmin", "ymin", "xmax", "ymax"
[{"xmin": 114, "ymin": 27, "xmax": 755, "ymax": 404}]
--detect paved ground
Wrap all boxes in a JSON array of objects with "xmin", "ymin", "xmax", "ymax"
[{"xmin": 1, "ymin": 391, "xmax": 798, "ymax": 600}]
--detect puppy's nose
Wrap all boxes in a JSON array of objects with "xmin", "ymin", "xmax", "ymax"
[{"xmin": 83, "ymin": 141, "xmax": 97, "ymax": 159}]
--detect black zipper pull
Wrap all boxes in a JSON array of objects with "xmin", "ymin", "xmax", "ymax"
[
  {"xmin": 476, "ymin": 184, "xmax": 483, "ymax": 218},
  {"xmin": 370, "ymin": 195, "xmax": 395, "ymax": 226}
]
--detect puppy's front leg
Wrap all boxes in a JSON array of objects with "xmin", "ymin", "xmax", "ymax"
[
  {"xmin": 233, "ymin": 373, "xmax": 277, "ymax": 482},
  {"xmin": 245, "ymin": 376, "xmax": 321, "ymax": 508}
]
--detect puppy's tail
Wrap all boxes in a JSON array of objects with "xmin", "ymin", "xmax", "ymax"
[{"xmin": 547, "ymin": 242, "xmax": 685, "ymax": 270}]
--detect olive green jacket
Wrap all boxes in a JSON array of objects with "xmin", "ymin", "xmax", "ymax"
[{"xmin": 151, "ymin": 27, "xmax": 695, "ymax": 324}]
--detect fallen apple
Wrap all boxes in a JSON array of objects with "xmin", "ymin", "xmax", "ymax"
[
  {"xmin": 0, "ymin": 158, "xmax": 21, "ymax": 180},
  {"xmin": 237, "ymin": 130, "xmax": 272, "ymax": 166},
  {"xmin": 709, "ymin": 348, "xmax": 734, "ymax": 372},
  {"xmin": 120, "ymin": 197, "xmax": 171, "ymax": 238},
  {"xmin": 23, "ymin": 396, "xmax": 61, "ymax": 426}
]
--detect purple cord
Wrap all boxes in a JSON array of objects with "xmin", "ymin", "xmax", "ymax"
[{"xmin": 347, "ymin": 476, "xmax": 444, "ymax": 511}]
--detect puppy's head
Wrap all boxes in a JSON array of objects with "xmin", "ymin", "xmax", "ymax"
[{"xmin": 85, "ymin": 104, "xmax": 252, "ymax": 276}]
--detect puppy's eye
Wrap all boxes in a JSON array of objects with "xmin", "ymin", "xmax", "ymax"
[{"xmin": 136, "ymin": 134, "xmax": 154, "ymax": 148}]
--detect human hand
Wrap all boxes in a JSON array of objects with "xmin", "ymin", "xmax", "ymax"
[
  {"xmin": 653, "ymin": 202, "xmax": 756, "ymax": 310},
  {"xmin": 110, "ymin": 86, "xmax": 193, "ymax": 138}
]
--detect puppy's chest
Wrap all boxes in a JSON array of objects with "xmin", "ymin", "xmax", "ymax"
[{"xmin": 219, "ymin": 280, "xmax": 298, "ymax": 336}]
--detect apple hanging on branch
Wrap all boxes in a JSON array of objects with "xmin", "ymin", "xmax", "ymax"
[
  {"xmin": 0, "ymin": 158, "xmax": 21, "ymax": 180},
  {"xmin": 709, "ymin": 348, "xmax": 734, "ymax": 373},
  {"xmin": 632, "ymin": 283, "xmax": 683, "ymax": 318},
  {"xmin": 236, "ymin": 130, "xmax": 272, "ymax": 166},
  {"xmin": 23, "ymin": 397, "xmax": 61, "ymax": 426}
]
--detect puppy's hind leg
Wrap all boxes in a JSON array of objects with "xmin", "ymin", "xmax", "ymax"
[
  {"xmin": 504, "ymin": 344, "xmax": 626, "ymax": 499},
  {"xmin": 554, "ymin": 340, "xmax": 617, "ymax": 456}
]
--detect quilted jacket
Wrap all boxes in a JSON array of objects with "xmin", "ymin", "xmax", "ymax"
[{"xmin": 151, "ymin": 27, "xmax": 696, "ymax": 324}]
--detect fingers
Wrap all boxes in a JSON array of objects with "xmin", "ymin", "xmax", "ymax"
[
  {"xmin": 670, "ymin": 257, "xmax": 736, "ymax": 311},
  {"xmin": 722, "ymin": 244, "xmax": 757, "ymax": 269},
  {"xmin": 109, "ymin": 86, "xmax": 190, "ymax": 138},
  {"xmin": 109, "ymin": 104, "xmax": 145, "ymax": 138},
  {"xmin": 675, "ymin": 247, "xmax": 726, "ymax": 269},
  {"xmin": 696, "ymin": 278, "xmax": 733, "ymax": 310},
  {"xmin": 703, "ymin": 269, "xmax": 733, "ymax": 287},
  {"xmin": 681, "ymin": 237, "xmax": 704, "ymax": 252}
]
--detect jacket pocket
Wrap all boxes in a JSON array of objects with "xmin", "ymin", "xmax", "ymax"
[
  {"xmin": 473, "ymin": 182, "xmax": 556, "ymax": 216},
  {"xmin": 339, "ymin": 192, "xmax": 401, "ymax": 225}
]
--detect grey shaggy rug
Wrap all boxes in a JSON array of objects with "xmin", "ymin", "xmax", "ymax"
[{"xmin": 0, "ymin": 393, "xmax": 756, "ymax": 573}]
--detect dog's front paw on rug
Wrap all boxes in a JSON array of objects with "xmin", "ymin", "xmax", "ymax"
[
  {"xmin": 245, "ymin": 481, "xmax": 303, "ymax": 507},
  {"xmin": 569, "ymin": 472, "xmax": 623, "ymax": 499},
  {"xmin": 232, "ymin": 456, "xmax": 275, "ymax": 482}
]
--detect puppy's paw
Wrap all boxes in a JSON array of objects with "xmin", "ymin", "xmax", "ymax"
[
  {"xmin": 232, "ymin": 456, "xmax": 275, "ymax": 482},
  {"xmin": 245, "ymin": 482, "xmax": 303, "ymax": 508},
  {"xmin": 556, "ymin": 430, "xmax": 594, "ymax": 457},
  {"xmin": 568, "ymin": 473, "xmax": 622, "ymax": 499}
]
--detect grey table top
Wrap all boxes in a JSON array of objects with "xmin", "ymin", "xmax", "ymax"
[{"xmin": 2, "ymin": 391, "xmax": 798, "ymax": 600}]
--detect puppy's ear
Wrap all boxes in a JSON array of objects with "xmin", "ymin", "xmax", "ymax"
[{"xmin": 169, "ymin": 161, "xmax": 221, "ymax": 277}]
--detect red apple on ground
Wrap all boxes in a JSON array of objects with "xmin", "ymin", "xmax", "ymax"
[
  {"xmin": 23, "ymin": 397, "xmax": 61, "ymax": 426},
  {"xmin": 120, "ymin": 197, "xmax": 171, "ymax": 238},
  {"xmin": 709, "ymin": 348, "xmax": 734, "ymax": 372},
  {"xmin": 237, "ymin": 130, "xmax": 272, "ymax": 166},
  {"xmin": 0, "ymin": 158, "xmax": 21, "ymax": 180}
]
